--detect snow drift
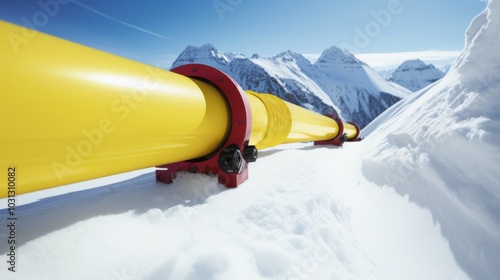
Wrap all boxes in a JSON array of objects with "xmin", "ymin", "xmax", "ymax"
[{"xmin": 362, "ymin": 0, "xmax": 500, "ymax": 279}]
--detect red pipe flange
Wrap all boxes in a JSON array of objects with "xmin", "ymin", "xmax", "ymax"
[{"xmin": 156, "ymin": 64, "xmax": 255, "ymax": 188}]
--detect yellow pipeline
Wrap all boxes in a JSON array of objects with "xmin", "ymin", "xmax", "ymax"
[
  {"xmin": 343, "ymin": 122, "xmax": 359, "ymax": 140},
  {"xmin": 1, "ymin": 20, "xmax": 358, "ymax": 197},
  {"xmin": 1, "ymin": 20, "xmax": 230, "ymax": 196},
  {"xmin": 246, "ymin": 91, "xmax": 358, "ymax": 149}
]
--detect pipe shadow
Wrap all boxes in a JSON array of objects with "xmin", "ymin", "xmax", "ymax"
[
  {"xmin": 0, "ymin": 171, "xmax": 228, "ymax": 254},
  {"xmin": 258, "ymin": 143, "xmax": 342, "ymax": 158}
]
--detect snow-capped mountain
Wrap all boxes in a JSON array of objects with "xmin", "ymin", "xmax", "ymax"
[
  {"xmin": 229, "ymin": 50, "xmax": 339, "ymax": 115},
  {"xmin": 170, "ymin": 44, "xmax": 232, "ymax": 73},
  {"xmin": 312, "ymin": 46, "xmax": 411, "ymax": 127},
  {"xmin": 172, "ymin": 44, "xmax": 411, "ymax": 128},
  {"xmin": 390, "ymin": 59, "xmax": 445, "ymax": 92}
]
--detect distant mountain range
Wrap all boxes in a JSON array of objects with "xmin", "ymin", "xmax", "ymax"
[
  {"xmin": 389, "ymin": 59, "xmax": 445, "ymax": 92},
  {"xmin": 171, "ymin": 44, "xmax": 411, "ymax": 128}
]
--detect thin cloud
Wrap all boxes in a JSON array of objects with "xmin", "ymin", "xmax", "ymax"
[
  {"xmin": 68, "ymin": 0, "xmax": 175, "ymax": 41},
  {"xmin": 356, "ymin": 51, "xmax": 461, "ymax": 70},
  {"xmin": 304, "ymin": 50, "xmax": 461, "ymax": 70}
]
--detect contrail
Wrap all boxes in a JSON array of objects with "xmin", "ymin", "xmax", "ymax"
[{"xmin": 68, "ymin": 0, "xmax": 175, "ymax": 41}]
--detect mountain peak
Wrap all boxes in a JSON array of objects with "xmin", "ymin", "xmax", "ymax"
[
  {"xmin": 199, "ymin": 43, "xmax": 216, "ymax": 50},
  {"xmin": 390, "ymin": 59, "xmax": 445, "ymax": 91},
  {"xmin": 314, "ymin": 46, "xmax": 364, "ymax": 71},
  {"xmin": 273, "ymin": 50, "xmax": 311, "ymax": 66},
  {"xmin": 274, "ymin": 50, "xmax": 297, "ymax": 57},
  {"xmin": 171, "ymin": 43, "xmax": 230, "ymax": 69},
  {"xmin": 323, "ymin": 46, "xmax": 354, "ymax": 57},
  {"xmin": 395, "ymin": 59, "xmax": 439, "ymax": 72}
]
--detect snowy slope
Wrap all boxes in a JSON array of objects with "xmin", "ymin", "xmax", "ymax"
[
  {"xmin": 377, "ymin": 68, "xmax": 396, "ymax": 80},
  {"xmin": 439, "ymin": 64, "xmax": 452, "ymax": 74},
  {"xmin": 390, "ymin": 59, "xmax": 445, "ymax": 92},
  {"xmin": 172, "ymin": 45, "xmax": 411, "ymax": 128},
  {"xmin": 362, "ymin": 1, "xmax": 500, "ymax": 279}
]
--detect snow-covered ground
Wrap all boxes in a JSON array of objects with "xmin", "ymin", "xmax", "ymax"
[
  {"xmin": 1, "ymin": 0, "xmax": 499, "ymax": 279},
  {"xmin": 0, "ymin": 143, "xmax": 470, "ymax": 280}
]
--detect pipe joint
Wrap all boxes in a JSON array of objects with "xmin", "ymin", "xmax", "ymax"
[
  {"xmin": 246, "ymin": 91, "xmax": 292, "ymax": 150},
  {"xmin": 156, "ymin": 64, "xmax": 254, "ymax": 188}
]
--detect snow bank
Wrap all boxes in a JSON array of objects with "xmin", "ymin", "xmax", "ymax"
[{"xmin": 362, "ymin": 1, "xmax": 500, "ymax": 279}]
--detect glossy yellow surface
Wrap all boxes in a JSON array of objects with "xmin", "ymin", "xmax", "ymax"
[
  {"xmin": 246, "ymin": 91, "xmax": 345, "ymax": 149},
  {"xmin": 246, "ymin": 92, "xmax": 269, "ymax": 147},
  {"xmin": 246, "ymin": 91, "xmax": 293, "ymax": 149},
  {"xmin": 343, "ymin": 122, "xmax": 359, "ymax": 140},
  {"xmin": 0, "ymin": 21, "xmax": 229, "ymax": 197},
  {"xmin": 284, "ymin": 101, "xmax": 339, "ymax": 144}
]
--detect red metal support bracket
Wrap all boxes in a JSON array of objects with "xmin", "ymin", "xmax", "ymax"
[
  {"xmin": 313, "ymin": 114, "xmax": 347, "ymax": 147},
  {"xmin": 346, "ymin": 121, "xmax": 361, "ymax": 142},
  {"xmin": 156, "ymin": 64, "xmax": 256, "ymax": 188}
]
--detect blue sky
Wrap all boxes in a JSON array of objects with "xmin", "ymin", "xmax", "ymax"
[{"xmin": 1, "ymin": 0, "xmax": 486, "ymax": 69}]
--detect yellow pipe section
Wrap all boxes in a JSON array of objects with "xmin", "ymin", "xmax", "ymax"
[
  {"xmin": 343, "ymin": 122, "xmax": 359, "ymax": 140},
  {"xmin": 0, "ymin": 20, "xmax": 229, "ymax": 196},
  {"xmin": 1, "ymin": 20, "xmax": 359, "ymax": 197},
  {"xmin": 246, "ymin": 91, "xmax": 357, "ymax": 149}
]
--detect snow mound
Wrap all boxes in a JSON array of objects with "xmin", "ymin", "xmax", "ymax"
[{"xmin": 362, "ymin": 1, "xmax": 500, "ymax": 279}]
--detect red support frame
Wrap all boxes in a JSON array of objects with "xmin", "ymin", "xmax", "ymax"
[
  {"xmin": 313, "ymin": 114, "xmax": 347, "ymax": 147},
  {"xmin": 156, "ymin": 64, "xmax": 254, "ymax": 188}
]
